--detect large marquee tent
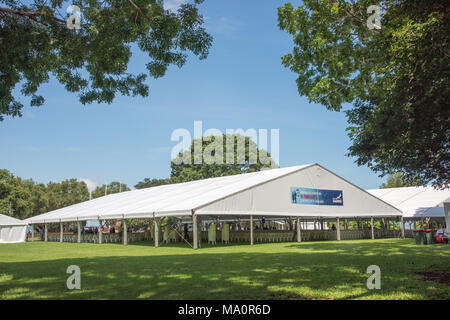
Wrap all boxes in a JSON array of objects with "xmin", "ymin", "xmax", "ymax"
[
  {"xmin": 0, "ymin": 214, "xmax": 27, "ymax": 243},
  {"xmin": 26, "ymin": 164, "xmax": 402, "ymax": 248},
  {"xmin": 367, "ymin": 186, "xmax": 450, "ymax": 232}
]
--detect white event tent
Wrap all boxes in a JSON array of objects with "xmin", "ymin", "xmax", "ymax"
[
  {"xmin": 26, "ymin": 163, "xmax": 402, "ymax": 248},
  {"xmin": 367, "ymin": 186, "xmax": 450, "ymax": 232},
  {"xmin": 0, "ymin": 214, "xmax": 27, "ymax": 243}
]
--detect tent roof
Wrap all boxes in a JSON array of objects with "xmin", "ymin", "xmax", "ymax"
[
  {"xmin": 26, "ymin": 164, "xmax": 401, "ymax": 224},
  {"xmin": 367, "ymin": 186, "xmax": 450, "ymax": 218},
  {"xmin": 0, "ymin": 214, "xmax": 27, "ymax": 226}
]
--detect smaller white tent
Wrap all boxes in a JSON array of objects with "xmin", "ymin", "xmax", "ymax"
[
  {"xmin": 367, "ymin": 187, "xmax": 450, "ymax": 232},
  {"xmin": 0, "ymin": 214, "xmax": 27, "ymax": 243}
]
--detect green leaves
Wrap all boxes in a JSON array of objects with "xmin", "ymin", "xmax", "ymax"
[
  {"xmin": 0, "ymin": 169, "xmax": 90, "ymax": 219},
  {"xmin": 91, "ymin": 182, "xmax": 130, "ymax": 199},
  {"xmin": 0, "ymin": 0, "xmax": 212, "ymax": 120},
  {"xmin": 278, "ymin": 0, "xmax": 450, "ymax": 187},
  {"xmin": 170, "ymin": 134, "xmax": 278, "ymax": 183}
]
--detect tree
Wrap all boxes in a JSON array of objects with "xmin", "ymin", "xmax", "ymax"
[
  {"xmin": 134, "ymin": 178, "xmax": 171, "ymax": 189},
  {"xmin": 0, "ymin": 169, "xmax": 32, "ymax": 219},
  {"xmin": 170, "ymin": 134, "xmax": 278, "ymax": 183},
  {"xmin": 0, "ymin": 0, "xmax": 212, "ymax": 120},
  {"xmin": 0, "ymin": 169, "xmax": 90, "ymax": 218},
  {"xmin": 46, "ymin": 178, "xmax": 89, "ymax": 210},
  {"xmin": 91, "ymin": 181, "xmax": 130, "ymax": 198},
  {"xmin": 278, "ymin": 0, "xmax": 449, "ymax": 187},
  {"xmin": 380, "ymin": 172, "xmax": 423, "ymax": 189}
]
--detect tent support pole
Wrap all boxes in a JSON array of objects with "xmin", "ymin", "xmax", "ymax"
[
  {"xmin": 371, "ymin": 217, "xmax": 375, "ymax": 240},
  {"xmin": 98, "ymin": 220, "xmax": 102, "ymax": 244},
  {"xmin": 44, "ymin": 224, "xmax": 48, "ymax": 242},
  {"xmin": 250, "ymin": 215, "xmax": 254, "ymax": 245},
  {"xmin": 153, "ymin": 213, "xmax": 159, "ymax": 248},
  {"xmin": 401, "ymin": 216, "xmax": 405, "ymax": 238},
  {"xmin": 123, "ymin": 220, "xmax": 128, "ymax": 246},
  {"xmin": 77, "ymin": 221, "xmax": 81, "ymax": 243},
  {"xmin": 31, "ymin": 224, "xmax": 34, "ymax": 242},
  {"xmin": 193, "ymin": 211, "xmax": 198, "ymax": 250},
  {"xmin": 60, "ymin": 222, "xmax": 63, "ymax": 243},
  {"xmin": 444, "ymin": 203, "xmax": 450, "ymax": 233},
  {"xmin": 337, "ymin": 217, "xmax": 341, "ymax": 241},
  {"xmin": 297, "ymin": 217, "xmax": 301, "ymax": 243},
  {"xmin": 413, "ymin": 220, "xmax": 416, "ymax": 230}
]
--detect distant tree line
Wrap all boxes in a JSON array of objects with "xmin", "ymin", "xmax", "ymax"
[{"xmin": 0, "ymin": 169, "xmax": 135, "ymax": 220}]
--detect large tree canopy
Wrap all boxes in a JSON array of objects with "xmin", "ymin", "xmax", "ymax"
[
  {"xmin": 0, "ymin": 169, "xmax": 89, "ymax": 219},
  {"xmin": 170, "ymin": 134, "xmax": 278, "ymax": 183},
  {"xmin": 379, "ymin": 172, "xmax": 423, "ymax": 189},
  {"xmin": 0, "ymin": 0, "xmax": 212, "ymax": 120},
  {"xmin": 91, "ymin": 181, "xmax": 130, "ymax": 198},
  {"xmin": 278, "ymin": 0, "xmax": 449, "ymax": 187}
]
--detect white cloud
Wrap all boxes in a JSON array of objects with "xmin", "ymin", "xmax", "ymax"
[
  {"xmin": 207, "ymin": 16, "xmax": 242, "ymax": 36},
  {"xmin": 163, "ymin": 0, "xmax": 187, "ymax": 11},
  {"xmin": 80, "ymin": 178, "xmax": 98, "ymax": 193}
]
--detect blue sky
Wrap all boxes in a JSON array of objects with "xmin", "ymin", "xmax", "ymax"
[{"xmin": 0, "ymin": 0, "xmax": 387, "ymax": 191}]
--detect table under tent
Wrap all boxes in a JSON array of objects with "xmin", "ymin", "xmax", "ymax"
[
  {"xmin": 367, "ymin": 187, "xmax": 450, "ymax": 233},
  {"xmin": 25, "ymin": 163, "xmax": 403, "ymax": 249},
  {"xmin": 0, "ymin": 214, "xmax": 27, "ymax": 243}
]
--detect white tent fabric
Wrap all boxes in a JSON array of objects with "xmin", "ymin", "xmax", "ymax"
[
  {"xmin": 26, "ymin": 164, "xmax": 401, "ymax": 224},
  {"xmin": 367, "ymin": 186, "xmax": 450, "ymax": 218},
  {"xmin": 0, "ymin": 214, "xmax": 27, "ymax": 243}
]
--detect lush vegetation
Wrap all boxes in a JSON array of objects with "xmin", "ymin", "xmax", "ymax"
[
  {"xmin": 0, "ymin": 239, "xmax": 448, "ymax": 299},
  {"xmin": 170, "ymin": 134, "xmax": 277, "ymax": 183},
  {"xmin": 0, "ymin": 169, "xmax": 131, "ymax": 219},
  {"xmin": 278, "ymin": 0, "xmax": 449, "ymax": 187},
  {"xmin": 380, "ymin": 172, "xmax": 424, "ymax": 189},
  {"xmin": 0, "ymin": 0, "xmax": 212, "ymax": 120}
]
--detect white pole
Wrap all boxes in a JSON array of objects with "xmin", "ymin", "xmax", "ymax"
[
  {"xmin": 401, "ymin": 216, "xmax": 405, "ymax": 238},
  {"xmin": 31, "ymin": 224, "xmax": 34, "ymax": 242},
  {"xmin": 444, "ymin": 203, "xmax": 450, "ymax": 233},
  {"xmin": 154, "ymin": 213, "xmax": 159, "ymax": 248},
  {"xmin": 296, "ymin": 217, "xmax": 301, "ymax": 242},
  {"xmin": 371, "ymin": 217, "xmax": 375, "ymax": 240},
  {"xmin": 60, "ymin": 222, "xmax": 63, "ymax": 242},
  {"xmin": 193, "ymin": 212, "xmax": 198, "ymax": 250},
  {"xmin": 77, "ymin": 221, "xmax": 81, "ymax": 243},
  {"xmin": 99, "ymin": 220, "xmax": 103, "ymax": 244},
  {"xmin": 250, "ymin": 215, "xmax": 254, "ymax": 245},
  {"xmin": 123, "ymin": 220, "xmax": 128, "ymax": 246},
  {"xmin": 44, "ymin": 224, "xmax": 48, "ymax": 242},
  {"xmin": 337, "ymin": 217, "xmax": 341, "ymax": 241}
]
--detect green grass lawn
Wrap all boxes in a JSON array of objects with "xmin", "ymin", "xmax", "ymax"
[{"xmin": 0, "ymin": 239, "xmax": 449, "ymax": 300}]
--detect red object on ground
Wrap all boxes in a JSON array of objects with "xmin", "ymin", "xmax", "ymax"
[{"xmin": 436, "ymin": 230, "xmax": 449, "ymax": 244}]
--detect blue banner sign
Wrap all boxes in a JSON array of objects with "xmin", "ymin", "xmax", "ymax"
[{"xmin": 290, "ymin": 187, "xmax": 343, "ymax": 206}]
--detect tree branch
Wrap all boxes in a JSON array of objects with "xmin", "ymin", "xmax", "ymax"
[
  {"xmin": 0, "ymin": 7, "xmax": 66, "ymax": 24},
  {"xmin": 127, "ymin": 0, "xmax": 149, "ymax": 21}
]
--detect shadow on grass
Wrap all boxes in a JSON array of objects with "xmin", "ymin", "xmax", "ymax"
[{"xmin": 1, "ymin": 239, "xmax": 449, "ymax": 300}]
